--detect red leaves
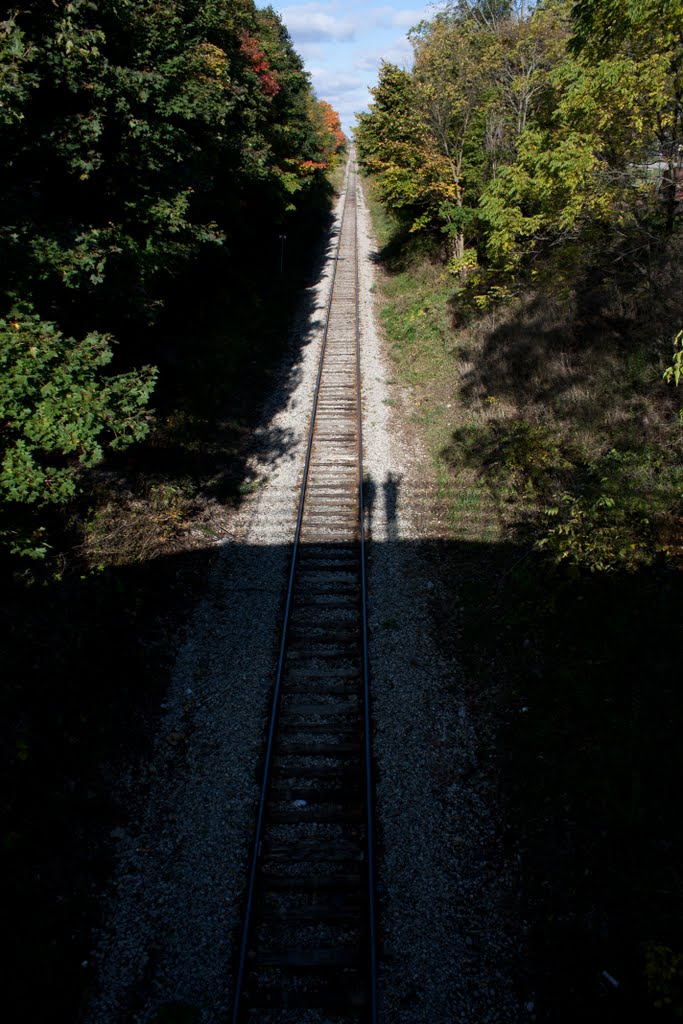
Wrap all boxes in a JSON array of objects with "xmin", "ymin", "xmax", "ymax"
[
  {"xmin": 240, "ymin": 32, "xmax": 280, "ymax": 97},
  {"xmin": 300, "ymin": 159, "xmax": 328, "ymax": 173}
]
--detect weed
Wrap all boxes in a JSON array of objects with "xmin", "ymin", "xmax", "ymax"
[
  {"xmin": 237, "ymin": 476, "xmax": 265, "ymax": 496},
  {"xmin": 382, "ymin": 618, "xmax": 400, "ymax": 631},
  {"xmin": 643, "ymin": 943, "xmax": 683, "ymax": 1016}
]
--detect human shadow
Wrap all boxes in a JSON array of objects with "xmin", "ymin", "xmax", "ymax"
[
  {"xmin": 383, "ymin": 470, "xmax": 402, "ymax": 543},
  {"xmin": 363, "ymin": 470, "xmax": 403, "ymax": 543}
]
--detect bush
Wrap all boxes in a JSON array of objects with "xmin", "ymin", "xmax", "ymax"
[
  {"xmin": 0, "ymin": 311, "xmax": 156, "ymax": 557},
  {"xmin": 539, "ymin": 449, "xmax": 671, "ymax": 573}
]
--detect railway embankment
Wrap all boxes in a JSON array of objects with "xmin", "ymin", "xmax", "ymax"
[{"xmin": 83, "ymin": 160, "xmax": 521, "ymax": 1024}]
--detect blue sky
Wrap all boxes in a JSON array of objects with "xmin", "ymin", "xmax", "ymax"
[{"xmin": 255, "ymin": 1, "xmax": 441, "ymax": 134}]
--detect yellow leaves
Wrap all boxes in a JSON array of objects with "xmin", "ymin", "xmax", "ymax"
[
  {"xmin": 561, "ymin": 51, "xmax": 671, "ymax": 142},
  {"xmin": 447, "ymin": 248, "xmax": 479, "ymax": 276},
  {"xmin": 196, "ymin": 42, "xmax": 228, "ymax": 73},
  {"xmin": 192, "ymin": 41, "xmax": 230, "ymax": 88}
]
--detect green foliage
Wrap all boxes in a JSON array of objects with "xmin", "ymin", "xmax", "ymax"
[
  {"xmin": 448, "ymin": 247, "xmax": 479, "ymax": 275},
  {"xmin": 451, "ymin": 418, "xmax": 574, "ymax": 496},
  {"xmin": 663, "ymin": 330, "xmax": 683, "ymax": 388},
  {"xmin": 451, "ymin": 418, "xmax": 678, "ymax": 573},
  {"xmin": 0, "ymin": 0, "xmax": 339, "ymax": 316},
  {"xmin": 0, "ymin": 312, "xmax": 156, "ymax": 557},
  {"xmin": 0, "ymin": 14, "xmax": 38, "ymax": 123},
  {"xmin": 358, "ymin": 0, "xmax": 682, "ymax": 273},
  {"xmin": 539, "ymin": 448, "xmax": 670, "ymax": 572},
  {"xmin": 541, "ymin": 491, "xmax": 647, "ymax": 572},
  {"xmin": 0, "ymin": 0, "xmax": 335, "ymax": 322},
  {"xmin": 357, "ymin": 2, "xmax": 570, "ymax": 261},
  {"xmin": 355, "ymin": 62, "xmax": 426, "ymax": 217}
]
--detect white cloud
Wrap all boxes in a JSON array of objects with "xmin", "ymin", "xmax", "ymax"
[
  {"xmin": 391, "ymin": 8, "xmax": 428, "ymax": 28},
  {"xmin": 353, "ymin": 38, "xmax": 413, "ymax": 72},
  {"xmin": 257, "ymin": 0, "xmax": 437, "ymax": 132},
  {"xmin": 310, "ymin": 68, "xmax": 368, "ymax": 94},
  {"xmin": 332, "ymin": 91, "xmax": 375, "ymax": 127},
  {"xmin": 369, "ymin": 5, "xmax": 433, "ymax": 29},
  {"xmin": 292, "ymin": 40, "xmax": 327, "ymax": 63},
  {"xmin": 280, "ymin": 4, "xmax": 356, "ymax": 42}
]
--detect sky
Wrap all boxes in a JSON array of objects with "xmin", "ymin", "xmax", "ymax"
[{"xmin": 255, "ymin": 1, "xmax": 442, "ymax": 134}]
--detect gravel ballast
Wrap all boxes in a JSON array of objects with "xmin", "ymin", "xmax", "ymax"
[{"xmin": 85, "ymin": 166, "xmax": 521, "ymax": 1023}]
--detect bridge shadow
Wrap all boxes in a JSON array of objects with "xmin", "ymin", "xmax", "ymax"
[{"xmin": 3, "ymin": 490, "xmax": 682, "ymax": 1023}]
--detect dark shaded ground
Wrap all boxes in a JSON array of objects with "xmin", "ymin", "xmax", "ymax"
[
  {"xmin": 434, "ymin": 539, "xmax": 683, "ymax": 1022},
  {"xmin": 4, "ymin": 179, "xmax": 683, "ymax": 1021}
]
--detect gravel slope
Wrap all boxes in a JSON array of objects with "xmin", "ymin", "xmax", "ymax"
[{"xmin": 85, "ymin": 165, "xmax": 521, "ymax": 1024}]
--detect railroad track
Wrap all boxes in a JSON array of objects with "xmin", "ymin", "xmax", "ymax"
[{"xmin": 231, "ymin": 157, "xmax": 377, "ymax": 1022}]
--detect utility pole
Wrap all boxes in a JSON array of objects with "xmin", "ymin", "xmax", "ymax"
[{"xmin": 278, "ymin": 233, "xmax": 287, "ymax": 276}]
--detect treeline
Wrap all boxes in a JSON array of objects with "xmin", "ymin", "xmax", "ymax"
[
  {"xmin": 0, "ymin": 0, "xmax": 344, "ymax": 559},
  {"xmin": 356, "ymin": 0, "xmax": 681, "ymax": 279},
  {"xmin": 356, "ymin": 0, "xmax": 683, "ymax": 573}
]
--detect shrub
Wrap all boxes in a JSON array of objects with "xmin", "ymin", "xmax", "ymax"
[
  {"xmin": 0, "ymin": 311, "xmax": 156, "ymax": 557},
  {"xmin": 539, "ymin": 449, "xmax": 667, "ymax": 573}
]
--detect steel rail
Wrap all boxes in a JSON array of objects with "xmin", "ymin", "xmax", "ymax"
[
  {"xmin": 354, "ymin": 159, "xmax": 379, "ymax": 1024},
  {"xmin": 230, "ymin": 160, "xmax": 354, "ymax": 1024}
]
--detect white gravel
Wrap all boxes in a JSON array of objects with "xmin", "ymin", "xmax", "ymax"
[{"xmin": 85, "ymin": 164, "xmax": 521, "ymax": 1024}]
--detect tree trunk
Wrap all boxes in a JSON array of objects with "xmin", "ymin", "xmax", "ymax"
[{"xmin": 664, "ymin": 162, "xmax": 677, "ymax": 235}]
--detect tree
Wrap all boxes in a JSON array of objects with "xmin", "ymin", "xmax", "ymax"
[
  {"xmin": 479, "ymin": 0, "xmax": 683, "ymax": 266},
  {"xmin": 409, "ymin": 11, "xmax": 500, "ymax": 262},
  {"xmin": 318, "ymin": 99, "xmax": 346, "ymax": 161},
  {"xmin": 355, "ymin": 61, "xmax": 430, "ymax": 217},
  {"xmin": 571, "ymin": 0, "xmax": 683, "ymax": 233}
]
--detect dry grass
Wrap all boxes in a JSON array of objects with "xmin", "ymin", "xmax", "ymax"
[{"xmin": 82, "ymin": 478, "xmax": 223, "ymax": 567}]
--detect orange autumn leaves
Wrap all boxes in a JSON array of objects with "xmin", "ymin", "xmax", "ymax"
[
  {"xmin": 238, "ymin": 31, "xmax": 344, "ymax": 175},
  {"xmin": 319, "ymin": 100, "xmax": 345, "ymax": 152},
  {"xmin": 307, "ymin": 99, "xmax": 345, "ymax": 172}
]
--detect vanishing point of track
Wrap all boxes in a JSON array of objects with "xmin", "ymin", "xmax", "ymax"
[{"xmin": 231, "ymin": 157, "xmax": 378, "ymax": 1022}]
